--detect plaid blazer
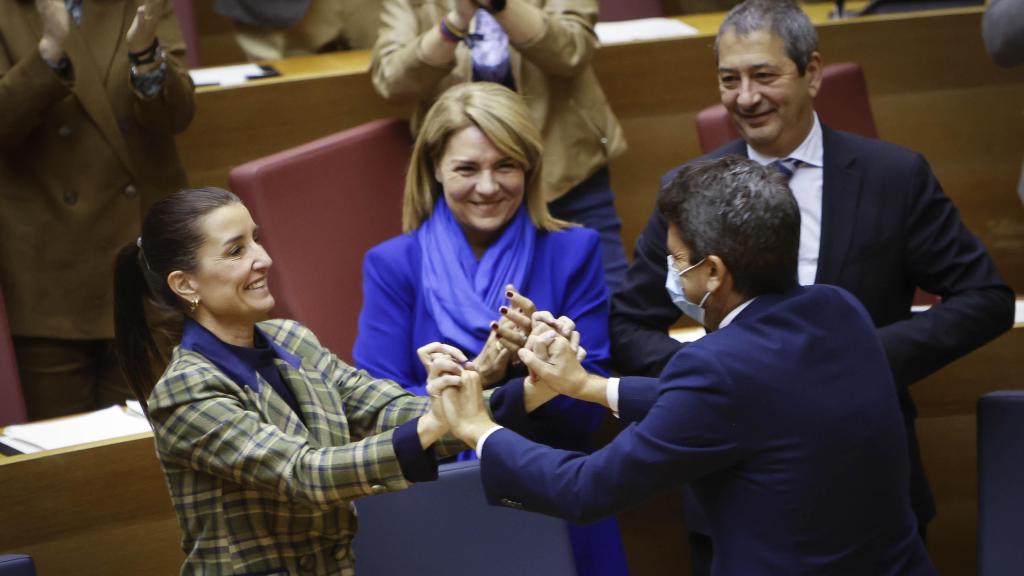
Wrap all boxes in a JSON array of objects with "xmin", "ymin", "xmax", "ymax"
[{"xmin": 148, "ymin": 319, "xmax": 456, "ymax": 575}]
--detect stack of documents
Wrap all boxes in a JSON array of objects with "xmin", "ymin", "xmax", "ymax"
[
  {"xmin": 595, "ymin": 18, "xmax": 698, "ymax": 45},
  {"xmin": 0, "ymin": 404, "xmax": 151, "ymax": 455}
]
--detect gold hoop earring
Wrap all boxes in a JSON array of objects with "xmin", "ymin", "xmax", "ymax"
[{"xmin": 188, "ymin": 297, "xmax": 199, "ymax": 314}]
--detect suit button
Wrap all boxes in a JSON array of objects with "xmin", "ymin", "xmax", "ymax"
[
  {"xmin": 123, "ymin": 184, "xmax": 138, "ymax": 198},
  {"xmin": 63, "ymin": 189, "xmax": 78, "ymax": 205},
  {"xmin": 58, "ymin": 125, "xmax": 72, "ymax": 137},
  {"xmin": 299, "ymin": 554, "xmax": 316, "ymax": 571},
  {"xmin": 370, "ymin": 484, "xmax": 387, "ymax": 495},
  {"xmin": 500, "ymin": 497, "xmax": 524, "ymax": 510}
]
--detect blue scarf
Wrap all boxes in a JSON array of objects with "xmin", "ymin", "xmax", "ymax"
[{"xmin": 417, "ymin": 199, "xmax": 535, "ymax": 354}]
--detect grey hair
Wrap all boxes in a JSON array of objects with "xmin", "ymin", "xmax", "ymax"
[
  {"xmin": 657, "ymin": 155, "xmax": 801, "ymax": 297},
  {"xmin": 715, "ymin": 0, "xmax": 819, "ymax": 75}
]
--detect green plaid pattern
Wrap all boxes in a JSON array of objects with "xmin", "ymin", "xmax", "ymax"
[{"xmin": 148, "ymin": 319, "xmax": 457, "ymax": 575}]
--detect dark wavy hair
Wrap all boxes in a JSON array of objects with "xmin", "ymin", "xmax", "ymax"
[{"xmin": 657, "ymin": 155, "xmax": 800, "ymax": 298}]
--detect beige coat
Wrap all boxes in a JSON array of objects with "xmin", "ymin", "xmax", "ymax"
[
  {"xmin": 0, "ymin": 0, "xmax": 195, "ymax": 339},
  {"xmin": 371, "ymin": 0, "xmax": 627, "ymax": 202}
]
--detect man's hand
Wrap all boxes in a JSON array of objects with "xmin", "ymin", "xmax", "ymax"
[
  {"xmin": 125, "ymin": 0, "xmax": 165, "ymax": 54},
  {"xmin": 518, "ymin": 321, "xmax": 606, "ymax": 405},
  {"xmin": 35, "ymin": 0, "xmax": 70, "ymax": 63}
]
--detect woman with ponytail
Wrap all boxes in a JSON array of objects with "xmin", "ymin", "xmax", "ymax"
[{"xmin": 113, "ymin": 187, "xmax": 471, "ymax": 575}]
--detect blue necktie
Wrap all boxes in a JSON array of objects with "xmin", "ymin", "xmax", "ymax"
[{"xmin": 770, "ymin": 158, "xmax": 802, "ymax": 181}]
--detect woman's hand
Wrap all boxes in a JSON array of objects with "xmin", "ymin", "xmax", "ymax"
[
  {"xmin": 491, "ymin": 284, "xmax": 536, "ymax": 358},
  {"xmin": 448, "ymin": 0, "xmax": 478, "ymax": 31},
  {"xmin": 125, "ymin": 0, "xmax": 165, "ymax": 54},
  {"xmin": 35, "ymin": 0, "xmax": 70, "ymax": 63},
  {"xmin": 471, "ymin": 330, "xmax": 512, "ymax": 388}
]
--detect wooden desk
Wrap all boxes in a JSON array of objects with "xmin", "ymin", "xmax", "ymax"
[
  {"xmin": 0, "ymin": 433, "xmax": 182, "ymax": 575},
  {"xmin": 177, "ymin": 6, "xmax": 1024, "ymax": 292}
]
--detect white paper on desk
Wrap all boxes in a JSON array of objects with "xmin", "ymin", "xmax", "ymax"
[
  {"xmin": 595, "ymin": 18, "xmax": 698, "ymax": 46},
  {"xmin": 1, "ymin": 405, "xmax": 151, "ymax": 454},
  {"xmin": 189, "ymin": 63, "xmax": 268, "ymax": 87}
]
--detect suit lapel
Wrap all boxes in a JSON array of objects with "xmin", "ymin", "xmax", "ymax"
[
  {"xmin": 815, "ymin": 128, "xmax": 862, "ymax": 284},
  {"xmin": 59, "ymin": 1, "xmax": 136, "ymax": 176}
]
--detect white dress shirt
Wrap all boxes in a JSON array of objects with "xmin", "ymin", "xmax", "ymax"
[{"xmin": 747, "ymin": 114, "xmax": 824, "ymax": 286}]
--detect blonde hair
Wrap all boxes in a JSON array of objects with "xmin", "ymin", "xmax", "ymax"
[{"xmin": 402, "ymin": 82, "xmax": 569, "ymax": 233}]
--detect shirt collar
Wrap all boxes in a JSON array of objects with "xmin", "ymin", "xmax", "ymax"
[
  {"xmin": 719, "ymin": 297, "xmax": 757, "ymax": 329},
  {"xmin": 747, "ymin": 113, "xmax": 824, "ymax": 168},
  {"xmin": 180, "ymin": 318, "xmax": 302, "ymax": 392}
]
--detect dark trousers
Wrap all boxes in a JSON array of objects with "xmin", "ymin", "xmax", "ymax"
[
  {"xmin": 548, "ymin": 167, "xmax": 629, "ymax": 295},
  {"xmin": 14, "ymin": 337, "xmax": 131, "ymax": 420}
]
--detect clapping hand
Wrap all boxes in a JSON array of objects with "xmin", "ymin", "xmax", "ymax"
[
  {"xmin": 126, "ymin": 0, "xmax": 165, "ymax": 54},
  {"xmin": 35, "ymin": 0, "xmax": 70, "ymax": 63}
]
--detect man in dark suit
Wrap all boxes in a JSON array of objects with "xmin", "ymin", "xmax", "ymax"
[
  {"xmin": 610, "ymin": 0, "xmax": 1015, "ymax": 563},
  {"xmin": 431, "ymin": 155, "xmax": 937, "ymax": 575}
]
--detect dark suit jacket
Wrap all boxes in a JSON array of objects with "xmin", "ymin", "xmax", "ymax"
[
  {"xmin": 609, "ymin": 127, "xmax": 1016, "ymax": 524},
  {"xmin": 484, "ymin": 285, "xmax": 936, "ymax": 575}
]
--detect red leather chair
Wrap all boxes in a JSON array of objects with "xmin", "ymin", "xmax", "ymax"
[
  {"xmin": 694, "ymin": 62, "xmax": 940, "ymax": 307},
  {"xmin": 599, "ymin": 0, "xmax": 664, "ymax": 21},
  {"xmin": 229, "ymin": 119, "xmax": 412, "ymax": 361},
  {"xmin": 170, "ymin": 0, "xmax": 201, "ymax": 68},
  {"xmin": 0, "ymin": 283, "xmax": 27, "ymax": 426}
]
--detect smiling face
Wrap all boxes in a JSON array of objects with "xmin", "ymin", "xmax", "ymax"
[
  {"xmin": 176, "ymin": 203, "xmax": 275, "ymax": 344},
  {"xmin": 434, "ymin": 125, "xmax": 526, "ymax": 255},
  {"xmin": 717, "ymin": 28, "xmax": 821, "ymax": 158}
]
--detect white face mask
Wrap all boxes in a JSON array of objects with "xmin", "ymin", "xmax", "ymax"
[{"xmin": 665, "ymin": 255, "xmax": 710, "ymax": 326}]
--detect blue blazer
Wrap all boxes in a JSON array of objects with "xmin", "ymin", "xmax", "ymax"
[
  {"xmin": 609, "ymin": 127, "xmax": 1016, "ymax": 523},
  {"xmin": 483, "ymin": 285, "xmax": 937, "ymax": 576},
  {"xmin": 355, "ymin": 226, "xmax": 610, "ymax": 449}
]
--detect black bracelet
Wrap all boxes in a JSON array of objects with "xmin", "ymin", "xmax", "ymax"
[{"xmin": 128, "ymin": 38, "xmax": 160, "ymax": 65}]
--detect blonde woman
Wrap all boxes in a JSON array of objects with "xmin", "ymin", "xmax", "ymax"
[{"xmin": 354, "ymin": 82, "xmax": 627, "ymax": 576}]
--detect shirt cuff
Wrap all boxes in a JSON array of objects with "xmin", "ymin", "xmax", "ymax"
[
  {"xmin": 392, "ymin": 417, "xmax": 438, "ymax": 483},
  {"xmin": 607, "ymin": 377, "xmax": 620, "ymax": 417},
  {"xmin": 475, "ymin": 425, "xmax": 505, "ymax": 458}
]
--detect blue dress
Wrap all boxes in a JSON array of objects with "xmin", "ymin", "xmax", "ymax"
[{"xmin": 355, "ymin": 226, "xmax": 629, "ymax": 576}]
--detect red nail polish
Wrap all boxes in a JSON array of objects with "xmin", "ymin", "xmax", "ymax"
[
  {"xmin": 490, "ymin": 321, "xmax": 498, "ymax": 330},
  {"xmin": 499, "ymin": 306, "xmax": 509, "ymax": 315},
  {"xmin": 506, "ymin": 291, "xmax": 514, "ymax": 298}
]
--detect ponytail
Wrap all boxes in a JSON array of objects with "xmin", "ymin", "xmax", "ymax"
[{"xmin": 113, "ymin": 242, "xmax": 159, "ymax": 416}]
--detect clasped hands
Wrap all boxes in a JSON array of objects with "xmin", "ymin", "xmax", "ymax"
[
  {"xmin": 418, "ymin": 311, "xmax": 593, "ymax": 446},
  {"xmin": 35, "ymin": 0, "xmax": 165, "ymax": 65}
]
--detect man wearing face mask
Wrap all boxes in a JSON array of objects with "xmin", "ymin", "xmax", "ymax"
[
  {"xmin": 431, "ymin": 155, "xmax": 937, "ymax": 575},
  {"xmin": 610, "ymin": 1, "xmax": 1014, "ymax": 569}
]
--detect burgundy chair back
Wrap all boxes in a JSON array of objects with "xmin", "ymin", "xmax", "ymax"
[
  {"xmin": 229, "ymin": 119, "xmax": 412, "ymax": 361},
  {"xmin": 694, "ymin": 62, "xmax": 939, "ymax": 306},
  {"xmin": 170, "ymin": 0, "xmax": 201, "ymax": 68},
  {"xmin": 0, "ymin": 283, "xmax": 27, "ymax": 426},
  {"xmin": 696, "ymin": 62, "xmax": 878, "ymax": 152},
  {"xmin": 599, "ymin": 0, "xmax": 665, "ymax": 21}
]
